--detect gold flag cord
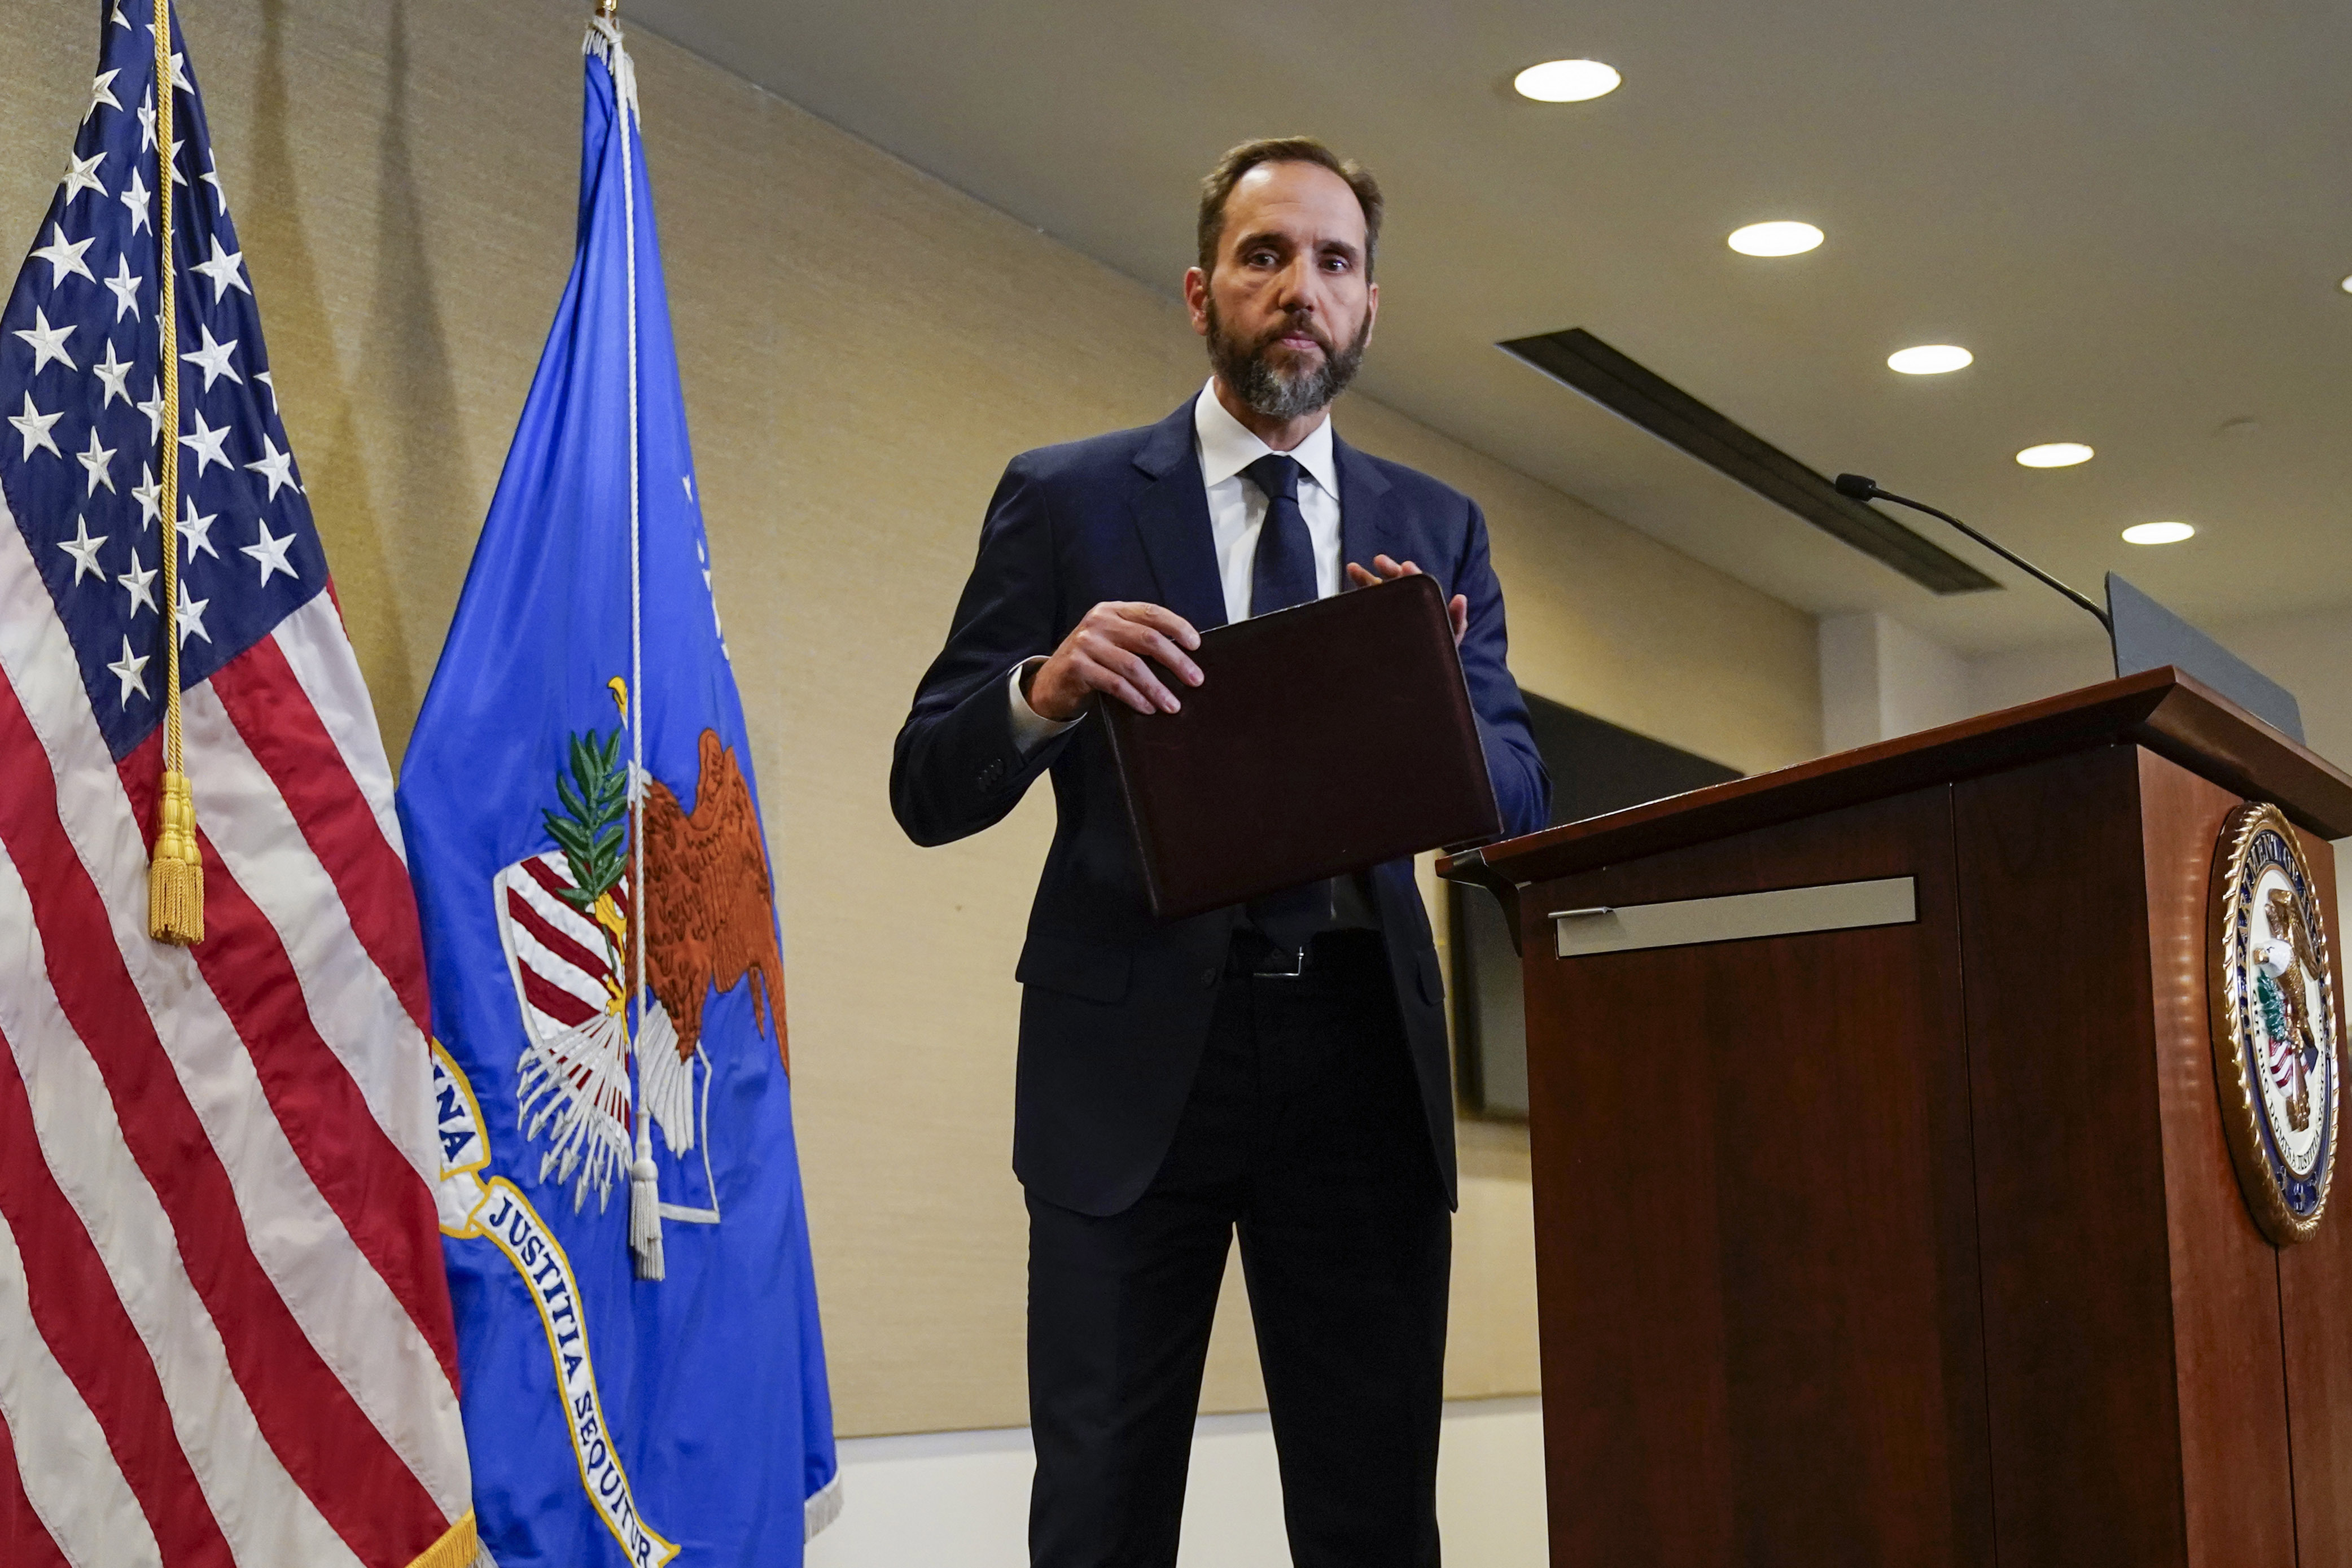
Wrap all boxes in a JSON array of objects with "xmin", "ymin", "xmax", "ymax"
[{"xmin": 148, "ymin": 0, "xmax": 202, "ymax": 944}]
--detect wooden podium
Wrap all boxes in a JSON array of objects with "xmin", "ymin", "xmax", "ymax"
[{"xmin": 1441, "ymin": 669, "xmax": 2352, "ymax": 1566}]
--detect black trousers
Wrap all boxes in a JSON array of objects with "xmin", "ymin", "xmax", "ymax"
[{"xmin": 1027, "ymin": 931, "xmax": 1451, "ymax": 1568}]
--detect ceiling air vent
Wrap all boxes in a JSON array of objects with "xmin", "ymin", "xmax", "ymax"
[{"xmin": 1499, "ymin": 328, "xmax": 1998, "ymax": 596}]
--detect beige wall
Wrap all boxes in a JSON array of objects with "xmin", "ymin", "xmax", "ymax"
[{"xmin": 1, "ymin": 0, "xmax": 1818, "ymax": 1435}]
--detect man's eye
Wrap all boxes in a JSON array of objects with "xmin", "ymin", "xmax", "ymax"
[{"xmin": 1246, "ymin": 251, "xmax": 1278, "ymax": 267}]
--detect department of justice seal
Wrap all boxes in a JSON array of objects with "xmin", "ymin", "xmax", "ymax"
[{"xmin": 2209, "ymin": 801, "xmax": 2341, "ymax": 1245}]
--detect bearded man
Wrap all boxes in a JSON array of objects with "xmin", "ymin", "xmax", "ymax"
[{"xmin": 892, "ymin": 137, "xmax": 1548, "ymax": 1567}]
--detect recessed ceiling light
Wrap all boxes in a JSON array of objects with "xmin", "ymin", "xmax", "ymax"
[
  {"xmin": 1513, "ymin": 60, "xmax": 1621, "ymax": 102},
  {"xmin": 1887, "ymin": 345, "xmax": 1973, "ymax": 375},
  {"xmin": 2341, "ymin": 274, "xmax": 2352, "ymax": 294},
  {"xmin": 1727, "ymin": 221, "xmax": 1824, "ymax": 257},
  {"xmin": 2016, "ymin": 441, "xmax": 2093, "ymax": 468},
  {"xmin": 2122, "ymin": 521, "xmax": 2195, "ymax": 545}
]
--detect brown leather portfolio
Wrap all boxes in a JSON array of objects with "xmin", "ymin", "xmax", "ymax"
[{"xmin": 1099, "ymin": 572, "xmax": 1501, "ymax": 921}]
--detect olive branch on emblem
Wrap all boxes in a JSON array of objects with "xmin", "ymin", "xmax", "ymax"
[{"xmin": 542, "ymin": 729, "xmax": 632, "ymax": 996}]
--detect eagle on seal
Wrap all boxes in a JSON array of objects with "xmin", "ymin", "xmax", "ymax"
[
  {"xmin": 631, "ymin": 728, "xmax": 788, "ymax": 1072},
  {"xmin": 2260, "ymin": 886, "xmax": 2323, "ymax": 1133}
]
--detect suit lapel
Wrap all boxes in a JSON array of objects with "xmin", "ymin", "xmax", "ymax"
[
  {"xmin": 1129, "ymin": 396, "xmax": 1229, "ymax": 632},
  {"xmin": 1335, "ymin": 432, "xmax": 1403, "ymax": 581}
]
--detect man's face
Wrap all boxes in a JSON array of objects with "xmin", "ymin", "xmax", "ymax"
[{"xmin": 1186, "ymin": 160, "xmax": 1378, "ymax": 422}]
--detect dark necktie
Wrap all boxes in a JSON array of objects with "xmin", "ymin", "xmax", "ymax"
[
  {"xmin": 1239, "ymin": 453, "xmax": 1331, "ymax": 948},
  {"xmin": 1245, "ymin": 454, "xmax": 1317, "ymax": 617}
]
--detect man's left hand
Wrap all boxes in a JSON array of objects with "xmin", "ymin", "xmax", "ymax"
[{"xmin": 1347, "ymin": 554, "xmax": 1468, "ymax": 647}]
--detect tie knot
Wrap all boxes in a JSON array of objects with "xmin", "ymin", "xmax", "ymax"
[{"xmin": 1243, "ymin": 453, "xmax": 1303, "ymax": 505}]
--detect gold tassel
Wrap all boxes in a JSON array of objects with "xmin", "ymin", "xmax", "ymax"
[
  {"xmin": 148, "ymin": 770, "xmax": 203, "ymax": 945},
  {"xmin": 146, "ymin": 0, "xmax": 203, "ymax": 944}
]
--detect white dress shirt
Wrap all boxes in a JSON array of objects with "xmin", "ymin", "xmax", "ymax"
[
  {"xmin": 1009, "ymin": 380, "xmax": 1342, "ymax": 751},
  {"xmin": 1195, "ymin": 376, "xmax": 1344, "ymax": 621}
]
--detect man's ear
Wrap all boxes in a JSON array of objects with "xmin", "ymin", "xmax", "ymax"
[
  {"xmin": 1183, "ymin": 266, "xmax": 1211, "ymax": 337},
  {"xmin": 1362, "ymin": 278, "xmax": 1379, "ymax": 344}
]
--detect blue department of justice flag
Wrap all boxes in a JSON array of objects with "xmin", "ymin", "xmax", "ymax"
[{"xmin": 395, "ymin": 18, "xmax": 838, "ymax": 1565}]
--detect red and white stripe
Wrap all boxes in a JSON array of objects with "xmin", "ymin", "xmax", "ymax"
[
  {"xmin": 496, "ymin": 851, "xmax": 624, "ymax": 1035},
  {"xmin": 0, "ymin": 510, "xmax": 474, "ymax": 1567}
]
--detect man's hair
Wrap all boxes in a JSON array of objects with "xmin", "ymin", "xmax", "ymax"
[{"xmin": 1195, "ymin": 137, "xmax": 1383, "ymax": 275}]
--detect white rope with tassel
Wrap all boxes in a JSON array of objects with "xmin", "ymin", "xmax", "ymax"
[{"xmin": 592, "ymin": 11, "xmax": 662, "ymax": 1282}]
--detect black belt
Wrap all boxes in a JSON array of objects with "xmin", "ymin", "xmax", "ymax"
[{"xmin": 1227, "ymin": 927, "xmax": 1385, "ymax": 979}]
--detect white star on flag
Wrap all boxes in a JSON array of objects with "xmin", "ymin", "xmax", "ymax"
[
  {"xmin": 181, "ymin": 322, "xmax": 242, "ymax": 390},
  {"xmin": 179, "ymin": 494, "xmax": 219, "ymax": 563},
  {"xmin": 179, "ymin": 406, "xmax": 233, "ymax": 474},
  {"xmin": 76, "ymin": 426, "xmax": 116, "ymax": 496},
  {"xmin": 106, "ymin": 634, "xmax": 149, "ymax": 707},
  {"xmin": 130, "ymin": 462, "xmax": 160, "ymax": 529},
  {"xmin": 120, "ymin": 164, "xmax": 150, "ymax": 235},
  {"xmin": 167, "ymin": 50, "xmax": 192, "ymax": 92},
  {"xmin": 136, "ymin": 94, "xmax": 154, "ymax": 154},
  {"xmin": 245, "ymin": 432, "xmax": 298, "ymax": 500},
  {"xmin": 86, "ymin": 68, "xmax": 121, "ymax": 122},
  {"xmin": 174, "ymin": 579, "xmax": 212, "ymax": 646},
  {"xmin": 29, "ymin": 224, "xmax": 95, "ymax": 290},
  {"xmin": 12, "ymin": 308, "xmax": 78, "ymax": 375},
  {"xmin": 242, "ymin": 518, "xmax": 299, "ymax": 585},
  {"xmin": 60, "ymin": 150, "xmax": 108, "ymax": 204},
  {"xmin": 103, "ymin": 253, "xmax": 142, "ymax": 322},
  {"xmin": 190, "ymin": 234, "xmax": 251, "ymax": 302},
  {"xmin": 136, "ymin": 377, "xmax": 163, "ymax": 440},
  {"xmin": 9, "ymin": 392, "xmax": 62, "ymax": 460},
  {"xmin": 56, "ymin": 515, "xmax": 108, "ymax": 584},
  {"xmin": 254, "ymin": 369, "xmax": 275, "ymax": 407},
  {"xmin": 91, "ymin": 339, "xmax": 133, "ymax": 407},
  {"xmin": 117, "ymin": 546, "xmax": 157, "ymax": 617}
]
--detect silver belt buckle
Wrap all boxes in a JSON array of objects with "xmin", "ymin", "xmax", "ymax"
[{"xmin": 1259, "ymin": 944, "xmax": 1309, "ymax": 979}]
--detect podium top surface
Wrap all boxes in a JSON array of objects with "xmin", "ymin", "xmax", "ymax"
[{"xmin": 1444, "ymin": 667, "xmax": 2352, "ymax": 892}]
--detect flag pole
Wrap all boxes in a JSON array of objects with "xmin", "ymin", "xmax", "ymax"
[{"xmin": 148, "ymin": 0, "xmax": 203, "ymax": 945}]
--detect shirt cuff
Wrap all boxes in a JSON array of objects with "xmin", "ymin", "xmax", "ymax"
[{"xmin": 1008, "ymin": 658, "xmax": 1081, "ymax": 755}]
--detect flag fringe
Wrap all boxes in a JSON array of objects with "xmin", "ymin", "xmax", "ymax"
[
  {"xmin": 406, "ymin": 1512, "xmax": 493, "ymax": 1568},
  {"xmin": 804, "ymin": 1471, "xmax": 844, "ymax": 1542}
]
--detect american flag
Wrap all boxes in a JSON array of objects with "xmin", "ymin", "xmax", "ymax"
[{"xmin": 0, "ymin": 6, "xmax": 478, "ymax": 1568}]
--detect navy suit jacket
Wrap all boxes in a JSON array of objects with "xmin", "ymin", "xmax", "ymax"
[{"xmin": 891, "ymin": 396, "xmax": 1549, "ymax": 1216}]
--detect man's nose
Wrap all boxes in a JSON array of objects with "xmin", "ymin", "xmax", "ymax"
[{"xmin": 1271, "ymin": 255, "xmax": 1317, "ymax": 310}]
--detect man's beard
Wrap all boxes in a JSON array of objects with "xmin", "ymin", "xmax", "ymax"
[{"xmin": 1206, "ymin": 300, "xmax": 1370, "ymax": 422}]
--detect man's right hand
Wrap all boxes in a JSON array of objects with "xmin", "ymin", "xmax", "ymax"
[{"xmin": 1027, "ymin": 602, "xmax": 1203, "ymax": 719}]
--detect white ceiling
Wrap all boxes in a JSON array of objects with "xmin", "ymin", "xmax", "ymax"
[{"xmin": 625, "ymin": 0, "xmax": 2352, "ymax": 654}]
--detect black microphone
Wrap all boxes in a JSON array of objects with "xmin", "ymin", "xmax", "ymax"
[{"xmin": 1833, "ymin": 473, "xmax": 2111, "ymax": 632}]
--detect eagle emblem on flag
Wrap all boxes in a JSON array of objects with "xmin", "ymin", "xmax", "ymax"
[{"xmin": 495, "ymin": 685, "xmax": 786, "ymax": 1219}]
